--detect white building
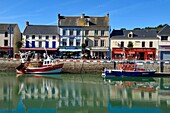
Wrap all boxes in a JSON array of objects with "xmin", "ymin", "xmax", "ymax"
[
  {"xmin": 110, "ymin": 29, "xmax": 158, "ymax": 60},
  {"xmin": 21, "ymin": 22, "xmax": 59, "ymax": 55},
  {"xmin": 157, "ymin": 25, "xmax": 170, "ymax": 60}
]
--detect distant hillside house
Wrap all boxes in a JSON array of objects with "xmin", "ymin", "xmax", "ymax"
[
  {"xmin": 58, "ymin": 13, "xmax": 109, "ymax": 59},
  {"xmin": 0, "ymin": 24, "xmax": 21, "ymax": 58},
  {"xmin": 110, "ymin": 29, "xmax": 158, "ymax": 60},
  {"xmin": 21, "ymin": 21, "xmax": 59, "ymax": 55},
  {"xmin": 157, "ymin": 25, "xmax": 170, "ymax": 60}
]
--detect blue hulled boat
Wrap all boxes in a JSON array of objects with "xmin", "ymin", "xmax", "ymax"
[{"xmin": 102, "ymin": 61, "xmax": 156, "ymax": 77}]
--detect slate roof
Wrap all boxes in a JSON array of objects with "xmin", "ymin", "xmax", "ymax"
[
  {"xmin": 157, "ymin": 25, "xmax": 170, "ymax": 35},
  {"xmin": 0, "ymin": 24, "xmax": 17, "ymax": 33},
  {"xmin": 110, "ymin": 29, "xmax": 158, "ymax": 39},
  {"xmin": 23, "ymin": 25, "xmax": 58, "ymax": 35},
  {"xmin": 58, "ymin": 14, "xmax": 109, "ymax": 27}
]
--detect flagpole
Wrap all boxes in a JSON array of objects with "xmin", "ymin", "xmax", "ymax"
[{"xmin": 8, "ymin": 24, "xmax": 13, "ymax": 58}]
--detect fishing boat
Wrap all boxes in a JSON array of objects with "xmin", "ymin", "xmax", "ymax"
[
  {"xmin": 16, "ymin": 51, "xmax": 64, "ymax": 75},
  {"xmin": 102, "ymin": 61, "xmax": 156, "ymax": 77}
]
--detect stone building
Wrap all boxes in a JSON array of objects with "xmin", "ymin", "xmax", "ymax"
[
  {"xmin": 58, "ymin": 13, "xmax": 110, "ymax": 59},
  {"xmin": 0, "ymin": 24, "xmax": 21, "ymax": 57}
]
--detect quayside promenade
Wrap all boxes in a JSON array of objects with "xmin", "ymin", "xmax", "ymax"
[{"xmin": 0, "ymin": 59, "xmax": 170, "ymax": 75}]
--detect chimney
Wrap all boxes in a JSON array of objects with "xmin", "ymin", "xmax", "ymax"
[
  {"xmin": 107, "ymin": 13, "xmax": 109, "ymax": 17},
  {"xmin": 81, "ymin": 13, "xmax": 85, "ymax": 18},
  {"xmin": 58, "ymin": 13, "xmax": 60, "ymax": 19},
  {"xmin": 26, "ymin": 21, "xmax": 29, "ymax": 26}
]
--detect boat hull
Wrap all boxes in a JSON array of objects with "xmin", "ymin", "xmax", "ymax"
[
  {"xmin": 102, "ymin": 70, "xmax": 155, "ymax": 77},
  {"xmin": 16, "ymin": 63, "xmax": 64, "ymax": 74}
]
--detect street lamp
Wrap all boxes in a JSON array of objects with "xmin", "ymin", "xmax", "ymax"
[{"xmin": 8, "ymin": 24, "xmax": 13, "ymax": 58}]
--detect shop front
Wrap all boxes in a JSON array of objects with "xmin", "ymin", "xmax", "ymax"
[
  {"xmin": 59, "ymin": 46, "xmax": 82, "ymax": 59},
  {"xmin": 159, "ymin": 46, "xmax": 170, "ymax": 60},
  {"xmin": 0, "ymin": 47, "xmax": 13, "ymax": 58},
  {"xmin": 90, "ymin": 47, "xmax": 109, "ymax": 59},
  {"xmin": 112, "ymin": 48, "xmax": 156, "ymax": 60}
]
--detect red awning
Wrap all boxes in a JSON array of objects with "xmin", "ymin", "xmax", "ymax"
[
  {"xmin": 20, "ymin": 48, "xmax": 58, "ymax": 51},
  {"xmin": 148, "ymin": 52, "xmax": 153, "ymax": 54},
  {"xmin": 129, "ymin": 51, "xmax": 135, "ymax": 54},
  {"xmin": 114, "ymin": 51, "xmax": 123, "ymax": 54},
  {"xmin": 0, "ymin": 47, "xmax": 12, "ymax": 50}
]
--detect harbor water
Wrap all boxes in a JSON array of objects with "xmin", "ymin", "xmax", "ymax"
[{"xmin": 0, "ymin": 72, "xmax": 170, "ymax": 113}]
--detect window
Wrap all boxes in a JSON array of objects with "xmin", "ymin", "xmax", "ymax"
[
  {"xmin": 46, "ymin": 36, "xmax": 49, "ymax": 40},
  {"xmin": 101, "ymin": 30, "xmax": 105, "ymax": 36},
  {"xmin": 46, "ymin": 41, "xmax": 49, "ymax": 48},
  {"xmin": 94, "ymin": 30, "xmax": 98, "ymax": 36},
  {"xmin": 62, "ymin": 39, "xmax": 67, "ymax": 46},
  {"xmin": 39, "ymin": 41, "xmax": 42, "ymax": 47},
  {"xmin": 69, "ymin": 39, "xmax": 74, "ymax": 46},
  {"xmin": 85, "ymin": 30, "xmax": 89, "ymax": 36},
  {"xmin": 39, "ymin": 36, "xmax": 42, "ymax": 39},
  {"xmin": 85, "ymin": 39, "xmax": 88, "ymax": 46},
  {"xmin": 94, "ymin": 40, "xmax": 98, "ymax": 46},
  {"xmin": 161, "ymin": 36, "xmax": 168, "ymax": 41},
  {"xmin": 52, "ymin": 41, "xmax": 56, "ymax": 48},
  {"xmin": 77, "ymin": 29, "xmax": 81, "ymax": 36},
  {"xmin": 128, "ymin": 32, "xmax": 133, "ymax": 38},
  {"xmin": 63, "ymin": 29, "xmax": 66, "ymax": 36},
  {"xmin": 70, "ymin": 29, "xmax": 74, "ymax": 36},
  {"xmin": 142, "ymin": 41, "xmax": 145, "ymax": 47},
  {"xmin": 101, "ymin": 40, "xmax": 105, "ymax": 47},
  {"xmin": 4, "ymin": 40, "xmax": 8, "ymax": 46},
  {"xmin": 32, "ymin": 35, "xmax": 35, "ymax": 39},
  {"xmin": 149, "ymin": 41, "xmax": 153, "ymax": 47},
  {"xmin": 32, "ymin": 41, "xmax": 35, "ymax": 48},
  {"xmin": 120, "ymin": 41, "xmax": 124, "ymax": 48},
  {"xmin": 53, "ymin": 36, "xmax": 56, "ymax": 40},
  {"xmin": 26, "ymin": 41, "xmax": 29, "ymax": 48},
  {"xmin": 5, "ymin": 32, "xmax": 8, "ymax": 37},
  {"xmin": 85, "ymin": 20, "xmax": 89, "ymax": 26},
  {"xmin": 76, "ymin": 39, "xmax": 80, "ymax": 46},
  {"xmin": 26, "ymin": 35, "xmax": 29, "ymax": 39}
]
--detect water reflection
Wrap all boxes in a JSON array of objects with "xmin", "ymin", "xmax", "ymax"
[
  {"xmin": 104, "ymin": 76, "xmax": 170, "ymax": 113},
  {"xmin": 0, "ymin": 73, "xmax": 170, "ymax": 113}
]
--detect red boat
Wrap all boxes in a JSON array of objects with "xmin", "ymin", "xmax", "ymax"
[{"xmin": 16, "ymin": 51, "xmax": 64, "ymax": 74}]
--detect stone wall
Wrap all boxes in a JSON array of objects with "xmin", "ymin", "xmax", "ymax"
[{"xmin": 0, "ymin": 60, "xmax": 170, "ymax": 73}]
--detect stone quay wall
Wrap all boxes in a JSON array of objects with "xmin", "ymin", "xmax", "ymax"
[{"xmin": 0, "ymin": 59, "xmax": 170, "ymax": 73}]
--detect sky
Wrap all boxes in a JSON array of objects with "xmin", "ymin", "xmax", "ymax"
[{"xmin": 0, "ymin": 0, "xmax": 170, "ymax": 32}]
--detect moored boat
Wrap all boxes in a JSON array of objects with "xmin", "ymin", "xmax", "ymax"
[
  {"xmin": 16, "ymin": 51, "xmax": 64, "ymax": 75},
  {"xmin": 102, "ymin": 61, "xmax": 156, "ymax": 77}
]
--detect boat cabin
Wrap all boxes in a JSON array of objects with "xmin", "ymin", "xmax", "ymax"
[{"xmin": 43, "ymin": 58, "xmax": 55, "ymax": 66}]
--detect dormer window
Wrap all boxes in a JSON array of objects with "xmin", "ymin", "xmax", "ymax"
[
  {"xmin": 161, "ymin": 36, "xmax": 168, "ymax": 41},
  {"xmin": 128, "ymin": 31, "xmax": 133, "ymax": 38},
  {"xmin": 85, "ymin": 19, "xmax": 89, "ymax": 26}
]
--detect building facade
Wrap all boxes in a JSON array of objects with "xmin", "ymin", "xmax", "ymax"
[
  {"xmin": 21, "ymin": 22, "xmax": 59, "ymax": 56},
  {"xmin": 0, "ymin": 24, "xmax": 21, "ymax": 57},
  {"xmin": 58, "ymin": 13, "xmax": 109, "ymax": 59},
  {"xmin": 110, "ymin": 29, "xmax": 158, "ymax": 60},
  {"xmin": 58, "ymin": 14, "xmax": 82, "ymax": 59},
  {"xmin": 157, "ymin": 25, "xmax": 170, "ymax": 60}
]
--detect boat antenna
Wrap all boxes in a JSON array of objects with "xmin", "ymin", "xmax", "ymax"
[{"xmin": 44, "ymin": 47, "xmax": 49, "ymax": 58}]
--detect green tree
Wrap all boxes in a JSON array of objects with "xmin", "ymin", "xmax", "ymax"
[
  {"xmin": 127, "ymin": 41, "xmax": 133, "ymax": 49},
  {"xmin": 81, "ymin": 43, "xmax": 86, "ymax": 53},
  {"xmin": 15, "ymin": 41, "xmax": 23, "ymax": 50},
  {"xmin": 133, "ymin": 28, "xmax": 141, "ymax": 30},
  {"xmin": 120, "ymin": 28, "xmax": 126, "ymax": 30}
]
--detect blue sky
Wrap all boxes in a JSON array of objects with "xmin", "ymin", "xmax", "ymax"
[{"xmin": 0, "ymin": 0, "xmax": 170, "ymax": 32}]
